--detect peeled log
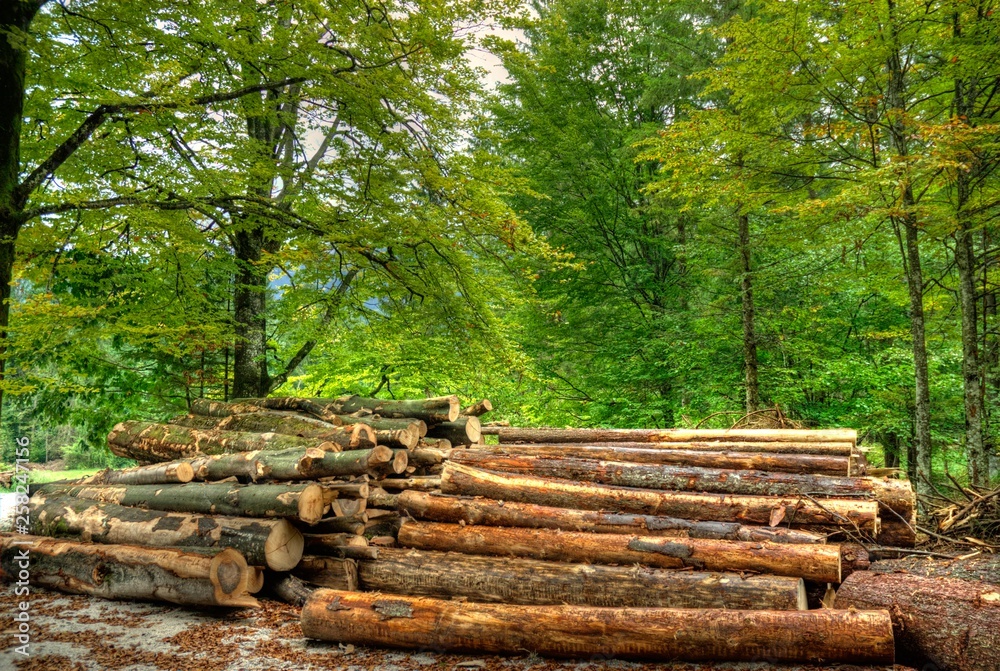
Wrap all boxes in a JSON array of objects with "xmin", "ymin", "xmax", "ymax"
[
  {"xmin": 301, "ymin": 590, "xmax": 894, "ymax": 664},
  {"xmin": 83, "ymin": 462, "xmax": 195, "ymax": 486},
  {"xmin": 359, "ymin": 547, "xmax": 807, "ymax": 610},
  {"xmin": 28, "ymin": 493, "xmax": 304, "ymax": 571},
  {"xmin": 0, "ymin": 535, "xmax": 258, "ymax": 607},
  {"xmin": 441, "ymin": 463, "xmax": 879, "ymax": 531},
  {"xmin": 38, "ymin": 482, "xmax": 326, "ymax": 524},
  {"xmin": 475, "ymin": 444, "xmax": 856, "ymax": 476},
  {"xmin": 835, "ymin": 570, "xmax": 1000, "ymax": 671},
  {"xmin": 496, "ymin": 427, "xmax": 857, "ymax": 447},
  {"xmin": 172, "ymin": 411, "xmax": 376, "ymax": 450},
  {"xmin": 397, "ymin": 520, "xmax": 844, "ymax": 582},
  {"xmin": 394, "ymin": 491, "xmax": 825, "ymax": 544},
  {"xmin": 107, "ymin": 421, "xmax": 339, "ymax": 463},
  {"xmin": 426, "ymin": 417, "xmax": 481, "ymax": 446}
]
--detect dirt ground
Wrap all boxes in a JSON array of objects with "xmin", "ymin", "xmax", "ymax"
[{"xmin": 0, "ymin": 585, "xmax": 914, "ymax": 671}]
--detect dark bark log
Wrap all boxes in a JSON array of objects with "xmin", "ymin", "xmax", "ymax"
[
  {"xmin": 0, "ymin": 534, "xmax": 258, "ymax": 608},
  {"xmin": 495, "ymin": 427, "xmax": 857, "ymax": 448},
  {"xmin": 308, "ymin": 515, "xmax": 367, "ymax": 535},
  {"xmin": 441, "ymin": 463, "xmax": 880, "ymax": 531},
  {"xmin": 425, "ymin": 417, "xmax": 481, "ymax": 446},
  {"xmin": 172, "ymin": 411, "xmax": 376, "ymax": 450},
  {"xmin": 38, "ymin": 481, "xmax": 326, "ymax": 524},
  {"xmin": 301, "ymin": 590, "xmax": 895, "ymax": 664},
  {"xmin": 269, "ymin": 573, "xmax": 315, "ymax": 607},
  {"xmin": 472, "ymin": 444, "xmax": 856, "ymax": 475},
  {"xmin": 393, "ymin": 491, "xmax": 825, "ymax": 543},
  {"xmin": 359, "ymin": 547, "xmax": 807, "ymax": 610},
  {"xmin": 835, "ymin": 570, "xmax": 999, "ymax": 671},
  {"xmin": 28, "ymin": 493, "xmax": 303, "ymax": 571},
  {"xmin": 462, "ymin": 399, "xmax": 493, "ymax": 417},
  {"xmin": 294, "ymin": 555, "xmax": 358, "ymax": 590},
  {"xmin": 397, "ymin": 520, "xmax": 844, "ymax": 582},
  {"xmin": 107, "ymin": 421, "xmax": 340, "ymax": 463},
  {"xmin": 83, "ymin": 462, "xmax": 195, "ymax": 486}
]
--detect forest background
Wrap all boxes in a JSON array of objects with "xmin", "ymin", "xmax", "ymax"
[{"xmin": 1, "ymin": 0, "xmax": 998, "ymax": 495}]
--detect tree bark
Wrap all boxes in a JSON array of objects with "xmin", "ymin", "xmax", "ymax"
[
  {"xmin": 425, "ymin": 417, "xmax": 481, "ymax": 446},
  {"xmin": 28, "ymin": 493, "xmax": 304, "ymax": 570},
  {"xmin": 189, "ymin": 398, "xmax": 269, "ymax": 417},
  {"xmin": 441, "ymin": 462, "xmax": 880, "ymax": 531},
  {"xmin": 868, "ymin": 554, "xmax": 1000, "ymax": 584},
  {"xmin": 264, "ymin": 445, "xmax": 396, "ymax": 480},
  {"xmin": 172, "ymin": 412, "xmax": 376, "ymax": 450},
  {"xmin": 462, "ymin": 399, "xmax": 493, "ymax": 417},
  {"xmin": 835, "ymin": 570, "xmax": 1000, "ymax": 671},
  {"xmin": 738, "ymin": 211, "xmax": 761, "ymax": 412},
  {"xmin": 232, "ymin": 225, "xmax": 270, "ymax": 399},
  {"xmin": 186, "ymin": 452, "xmax": 270, "ymax": 481},
  {"xmin": 318, "ymin": 395, "xmax": 460, "ymax": 423},
  {"xmin": 392, "ymin": 491, "xmax": 826, "ymax": 543},
  {"xmin": 300, "ymin": 590, "xmax": 895, "ymax": 664},
  {"xmin": 397, "ymin": 520, "xmax": 844, "ymax": 582},
  {"xmin": 107, "ymin": 421, "xmax": 341, "ymax": 463},
  {"xmin": 0, "ymin": 535, "xmax": 259, "ymax": 608},
  {"xmin": 269, "ymin": 573, "xmax": 315, "ymax": 607},
  {"xmin": 38, "ymin": 481, "xmax": 327, "ymax": 525},
  {"xmin": 294, "ymin": 555, "xmax": 358, "ymax": 590},
  {"xmin": 359, "ymin": 547, "xmax": 808, "ymax": 610},
  {"xmin": 471, "ymin": 444, "xmax": 857, "ymax": 475},
  {"xmin": 83, "ymin": 462, "xmax": 195, "ymax": 486},
  {"xmin": 494, "ymin": 427, "xmax": 857, "ymax": 448}
]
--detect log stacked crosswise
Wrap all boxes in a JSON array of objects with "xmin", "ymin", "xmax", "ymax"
[{"xmin": 7, "ymin": 399, "xmax": 918, "ymax": 666}]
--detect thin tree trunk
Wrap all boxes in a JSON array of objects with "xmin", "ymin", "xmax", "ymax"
[
  {"xmin": 738, "ymin": 210, "xmax": 760, "ymax": 412},
  {"xmin": 232, "ymin": 225, "xmax": 269, "ymax": 399}
]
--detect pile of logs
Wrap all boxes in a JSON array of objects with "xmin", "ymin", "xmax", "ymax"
[{"xmin": 3, "ymin": 402, "xmax": 943, "ymax": 668}]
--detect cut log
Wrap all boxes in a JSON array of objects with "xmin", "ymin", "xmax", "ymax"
[
  {"xmin": 28, "ymin": 493, "xmax": 303, "ymax": 571},
  {"xmin": 107, "ymin": 421, "xmax": 340, "ymax": 463},
  {"xmin": 38, "ymin": 482, "xmax": 326, "ymax": 525},
  {"xmin": 868, "ymin": 554, "xmax": 1000, "ymax": 584},
  {"xmin": 451, "ymin": 453, "xmax": 912, "ymax": 531},
  {"xmin": 308, "ymin": 515, "xmax": 367, "ymax": 535},
  {"xmin": 82, "ymin": 462, "xmax": 195, "ymax": 486},
  {"xmin": 441, "ymin": 463, "xmax": 880, "ymax": 531},
  {"xmin": 426, "ymin": 417, "xmax": 481, "ymax": 446},
  {"xmin": 473, "ymin": 444, "xmax": 856, "ymax": 476},
  {"xmin": 318, "ymin": 481, "xmax": 369, "ymax": 499},
  {"xmin": 262, "ymin": 445, "xmax": 396, "ymax": 480},
  {"xmin": 305, "ymin": 534, "xmax": 378, "ymax": 560},
  {"xmin": 301, "ymin": 590, "xmax": 894, "ymax": 663},
  {"xmin": 186, "ymin": 452, "xmax": 269, "ymax": 481},
  {"xmin": 328, "ymin": 497, "xmax": 367, "ymax": 518},
  {"xmin": 835, "ymin": 570, "xmax": 1000, "ymax": 671},
  {"xmin": 392, "ymin": 491, "xmax": 825, "ymax": 543},
  {"xmin": 367, "ymin": 487, "xmax": 399, "ymax": 509},
  {"xmin": 496, "ymin": 427, "xmax": 857, "ymax": 447},
  {"xmin": 335, "ymin": 416, "xmax": 425, "ymax": 447},
  {"xmin": 189, "ymin": 398, "xmax": 268, "ymax": 417},
  {"xmin": 359, "ymin": 547, "xmax": 807, "ymax": 610},
  {"xmin": 319, "ymin": 395, "xmax": 460, "ymax": 423},
  {"xmin": 397, "ymin": 520, "xmax": 844, "ymax": 582},
  {"xmin": 0, "ymin": 534, "xmax": 258, "ymax": 607},
  {"xmin": 418, "ymin": 438, "xmax": 452, "ymax": 450},
  {"xmin": 408, "ymin": 448, "xmax": 451, "ymax": 466},
  {"xmin": 247, "ymin": 566, "xmax": 265, "ymax": 593},
  {"xmin": 389, "ymin": 450, "xmax": 410, "ymax": 474},
  {"xmin": 172, "ymin": 411, "xmax": 376, "ymax": 450},
  {"xmin": 269, "ymin": 573, "xmax": 316, "ymax": 607},
  {"xmin": 381, "ymin": 476, "xmax": 442, "ymax": 492},
  {"xmin": 489, "ymin": 440, "xmax": 856, "ymax": 457},
  {"xmin": 462, "ymin": 399, "xmax": 493, "ymax": 417},
  {"xmin": 294, "ymin": 555, "xmax": 358, "ymax": 590}
]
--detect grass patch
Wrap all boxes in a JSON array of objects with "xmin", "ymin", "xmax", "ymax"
[{"xmin": 0, "ymin": 466, "xmax": 100, "ymax": 493}]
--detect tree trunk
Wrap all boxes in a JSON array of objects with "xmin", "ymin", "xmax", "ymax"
[
  {"xmin": 738, "ymin": 211, "xmax": 761, "ymax": 412},
  {"xmin": 392, "ymin": 491, "xmax": 826, "ymax": 544},
  {"xmin": 83, "ymin": 462, "xmax": 195, "ymax": 486},
  {"xmin": 462, "ymin": 399, "xmax": 493, "ymax": 416},
  {"xmin": 232, "ymin": 225, "xmax": 270, "ymax": 399},
  {"xmin": 470, "ymin": 444, "xmax": 857, "ymax": 475},
  {"xmin": 397, "ymin": 520, "xmax": 845, "ymax": 582},
  {"xmin": 493, "ymin": 427, "xmax": 856, "ymax": 447},
  {"xmin": 425, "ymin": 417, "xmax": 481, "ymax": 446},
  {"xmin": 835, "ymin": 570, "xmax": 999, "ymax": 671},
  {"xmin": 171, "ymin": 412, "xmax": 376, "ymax": 450},
  {"xmin": 441, "ymin": 462, "xmax": 880, "ymax": 531},
  {"xmin": 293, "ymin": 555, "xmax": 358, "ymax": 590},
  {"xmin": 318, "ymin": 394, "xmax": 460, "ymax": 423},
  {"xmin": 359, "ymin": 547, "xmax": 808, "ymax": 610},
  {"xmin": 38, "ymin": 481, "xmax": 327, "ymax": 524},
  {"xmin": 300, "ymin": 590, "xmax": 895, "ymax": 664},
  {"xmin": 107, "ymin": 421, "xmax": 342, "ymax": 463},
  {"xmin": 28, "ymin": 493, "xmax": 304, "ymax": 570},
  {"xmin": 0, "ymin": 535, "xmax": 259, "ymax": 608}
]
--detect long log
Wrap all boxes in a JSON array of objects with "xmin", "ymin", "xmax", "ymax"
[
  {"xmin": 172, "ymin": 411, "xmax": 376, "ymax": 450},
  {"xmin": 38, "ymin": 482, "xmax": 327, "ymax": 524},
  {"xmin": 334, "ymin": 416, "xmax": 425, "ymax": 448},
  {"xmin": 28, "ymin": 493, "xmax": 304, "ymax": 571},
  {"xmin": 189, "ymin": 398, "xmax": 270, "ymax": 417},
  {"xmin": 441, "ymin": 463, "xmax": 880, "ymax": 531},
  {"xmin": 294, "ymin": 555, "xmax": 358, "ymax": 590},
  {"xmin": 397, "ymin": 520, "xmax": 844, "ymax": 582},
  {"xmin": 496, "ymin": 427, "xmax": 857, "ymax": 446},
  {"xmin": 868, "ymin": 554, "xmax": 1000, "ymax": 584},
  {"xmin": 186, "ymin": 452, "xmax": 269, "ymax": 481},
  {"xmin": 392, "ymin": 491, "xmax": 826, "ymax": 543},
  {"xmin": 319, "ymin": 395, "xmax": 460, "ymax": 423},
  {"xmin": 0, "ymin": 535, "xmax": 258, "ymax": 607},
  {"xmin": 835, "ymin": 570, "xmax": 1000, "ymax": 671},
  {"xmin": 486, "ymin": 440, "xmax": 857, "ymax": 457},
  {"xmin": 474, "ymin": 444, "xmax": 857, "ymax": 475},
  {"xmin": 359, "ymin": 547, "xmax": 807, "ymax": 610},
  {"xmin": 305, "ymin": 534, "xmax": 379, "ymax": 561},
  {"xmin": 301, "ymin": 590, "xmax": 894, "ymax": 663},
  {"xmin": 82, "ymin": 462, "xmax": 195, "ymax": 485},
  {"xmin": 262, "ymin": 445, "xmax": 396, "ymax": 480},
  {"xmin": 107, "ymin": 421, "xmax": 340, "ymax": 463},
  {"xmin": 450, "ymin": 453, "xmax": 912, "ymax": 523},
  {"xmin": 426, "ymin": 417, "xmax": 481, "ymax": 446},
  {"xmin": 381, "ymin": 475, "xmax": 442, "ymax": 491}
]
